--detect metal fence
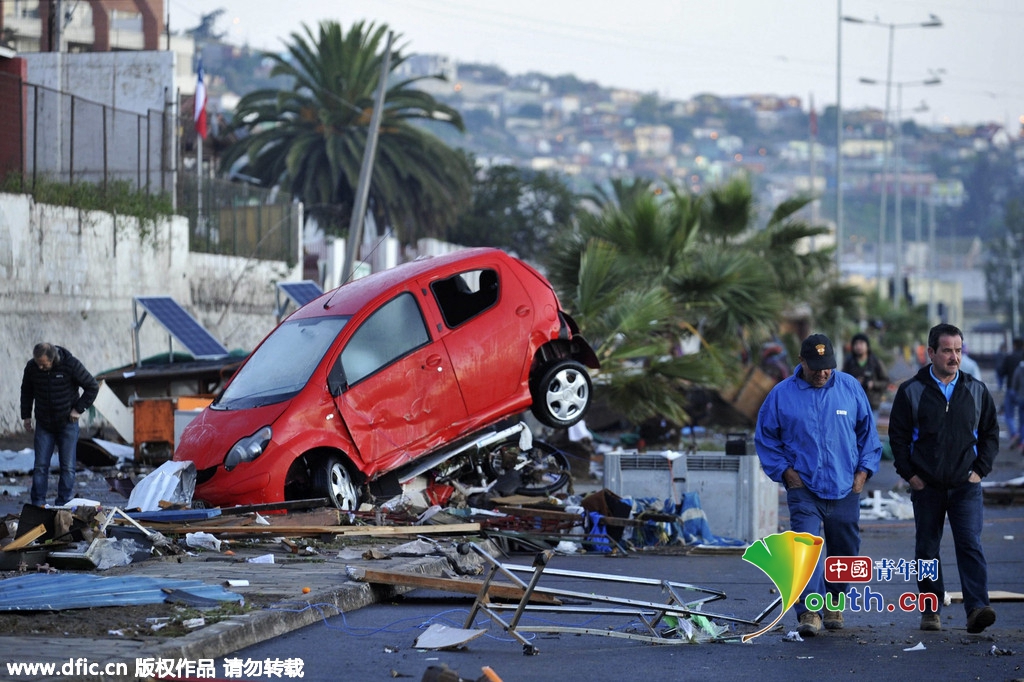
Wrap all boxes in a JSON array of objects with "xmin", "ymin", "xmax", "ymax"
[
  {"xmin": 1, "ymin": 71, "xmax": 300, "ymax": 266},
  {"xmin": 179, "ymin": 173, "xmax": 301, "ymax": 266},
  {"xmin": 1, "ymin": 71, "xmax": 174, "ymax": 194}
]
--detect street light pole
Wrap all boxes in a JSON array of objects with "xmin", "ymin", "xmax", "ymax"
[
  {"xmin": 843, "ymin": 14, "xmax": 942, "ymax": 301},
  {"xmin": 861, "ymin": 75, "xmax": 941, "ymax": 307},
  {"xmin": 835, "ymin": 0, "xmax": 844, "ymax": 273}
]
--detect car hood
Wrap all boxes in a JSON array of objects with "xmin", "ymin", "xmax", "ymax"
[{"xmin": 174, "ymin": 402, "xmax": 290, "ymax": 469}]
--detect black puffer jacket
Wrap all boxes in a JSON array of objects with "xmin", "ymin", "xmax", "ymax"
[{"xmin": 20, "ymin": 346, "xmax": 99, "ymax": 431}]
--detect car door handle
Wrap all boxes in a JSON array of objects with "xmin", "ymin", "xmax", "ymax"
[
  {"xmin": 515, "ymin": 305, "xmax": 531, "ymax": 317},
  {"xmin": 424, "ymin": 354, "xmax": 444, "ymax": 369}
]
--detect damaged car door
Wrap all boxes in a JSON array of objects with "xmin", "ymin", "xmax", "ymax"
[{"xmin": 330, "ymin": 291, "xmax": 468, "ymax": 476}]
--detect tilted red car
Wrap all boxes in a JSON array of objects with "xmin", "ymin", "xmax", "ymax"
[{"xmin": 173, "ymin": 248, "xmax": 598, "ymax": 509}]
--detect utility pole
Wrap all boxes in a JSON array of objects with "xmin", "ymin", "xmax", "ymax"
[{"xmin": 341, "ymin": 31, "xmax": 394, "ymax": 284}]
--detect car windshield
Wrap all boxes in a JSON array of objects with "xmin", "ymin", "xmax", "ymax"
[{"xmin": 214, "ymin": 316, "xmax": 349, "ymax": 409}]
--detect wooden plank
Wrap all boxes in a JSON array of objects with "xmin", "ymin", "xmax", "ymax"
[
  {"xmin": 350, "ymin": 566, "xmax": 561, "ymax": 604},
  {"xmin": 2, "ymin": 524, "xmax": 46, "ymax": 552},
  {"xmin": 948, "ymin": 590, "xmax": 1024, "ymax": 603},
  {"xmin": 121, "ymin": 522, "xmax": 481, "ymax": 537}
]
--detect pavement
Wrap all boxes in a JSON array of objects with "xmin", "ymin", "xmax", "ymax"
[{"xmin": 1, "ymin": 364, "xmax": 1023, "ymax": 681}]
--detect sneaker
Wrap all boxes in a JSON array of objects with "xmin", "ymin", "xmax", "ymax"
[
  {"xmin": 966, "ymin": 606, "xmax": 996, "ymax": 634},
  {"xmin": 920, "ymin": 613, "xmax": 941, "ymax": 631},
  {"xmin": 823, "ymin": 610, "xmax": 844, "ymax": 630},
  {"xmin": 797, "ymin": 611, "xmax": 822, "ymax": 637}
]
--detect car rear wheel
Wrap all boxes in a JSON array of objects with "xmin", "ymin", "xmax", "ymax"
[
  {"xmin": 314, "ymin": 455, "xmax": 359, "ymax": 510},
  {"xmin": 531, "ymin": 359, "xmax": 592, "ymax": 428}
]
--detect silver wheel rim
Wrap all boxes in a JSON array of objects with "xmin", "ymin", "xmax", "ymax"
[
  {"xmin": 328, "ymin": 462, "xmax": 358, "ymax": 510},
  {"xmin": 545, "ymin": 367, "xmax": 588, "ymax": 422}
]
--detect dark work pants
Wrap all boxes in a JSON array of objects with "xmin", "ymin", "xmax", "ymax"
[{"xmin": 911, "ymin": 481, "xmax": 989, "ymax": 615}]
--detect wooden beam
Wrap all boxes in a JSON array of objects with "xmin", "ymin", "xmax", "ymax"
[
  {"xmin": 349, "ymin": 566, "xmax": 561, "ymax": 604},
  {"xmin": 119, "ymin": 522, "xmax": 481, "ymax": 537},
  {"xmin": 3, "ymin": 524, "xmax": 46, "ymax": 552}
]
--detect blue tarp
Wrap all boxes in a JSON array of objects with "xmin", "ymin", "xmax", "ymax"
[
  {"xmin": 0, "ymin": 573, "xmax": 243, "ymax": 611},
  {"xmin": 631, "ymin": 493, "xmax": 746, "ymax": 547}
]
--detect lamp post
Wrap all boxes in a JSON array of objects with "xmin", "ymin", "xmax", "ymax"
[
  {"xmin": 843, "ymin": 13, "xmax": 942, "ymax": 300},
  {"xmin": 860, "ymin": 76, "xmax": 941, "ymax": 306},
  {"xmin": 836, "ymin": 1, "xmax": 844, "ymax": 274}
]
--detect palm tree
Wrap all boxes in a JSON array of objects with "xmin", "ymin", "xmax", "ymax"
[
  {"xmin": 547, "ymin": 176, "xmax": 842, "ymax": 426},
  {"xmin": 221, "ymin": 20, "xmax": 473, "ymax": 244}
]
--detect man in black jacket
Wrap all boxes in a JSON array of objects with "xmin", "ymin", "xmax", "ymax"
[
  {"xmin": 888, "ymin": 324, "xmax": 999, "ymax": 634},
  {"xmin": 20, "ymin": 343, "xmax": 99, "ymax": 507}
]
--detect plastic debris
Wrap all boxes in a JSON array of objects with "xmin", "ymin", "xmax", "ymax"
[
  {"xmin": 185, "ymin": 532, "xmax": 222, "ymax": 552},
  {"xmin": 782, "ymin": 631, "xmax": 804, "ymax": 642},
  {"xmin": 903, "ymin": 642, "xmax": 926, "ymax": 651}
]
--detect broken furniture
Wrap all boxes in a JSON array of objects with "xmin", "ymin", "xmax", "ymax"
[{"xmin": 409, "ymin": 542, "xmax": 783, "ymax": 654}]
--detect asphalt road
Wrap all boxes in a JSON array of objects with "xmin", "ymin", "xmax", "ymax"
[{"xmin": 231, "ymin": 507, "xmax": 1024, "ymax": 682}]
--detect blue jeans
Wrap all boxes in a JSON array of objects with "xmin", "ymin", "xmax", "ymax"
[
  {"xmin": 31, "ymin": 421, "xmax": 80, "ymax": 506},
  {"xmin": 1004, "ymin": 389, "xmax": 1018, "ymax": 436},
  {"xmin": 787, "ymin": 486, "xmax": 862, "ymax": 616},
  {"xmin": 911, "ymin": 481, "xmax": 989, "ymax": 615}
]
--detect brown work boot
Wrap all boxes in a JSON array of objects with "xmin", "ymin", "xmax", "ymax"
[
  {"xmin": 797, "ymin": 611, "xmax": 822, "ymax": 637},
  {"xmin": 966, "ymin": 606, "xmax": 996, "ymax": 634},
  {"xmin": 920, "ymin": 613, "xmax": 941, "ymax": 631},
  {"xmin": 823, "ymin": 609, "xmax": 844, "ymax": 630}
]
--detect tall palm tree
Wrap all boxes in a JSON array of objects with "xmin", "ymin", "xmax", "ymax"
[{"xmin": 221, "ymin": 20, "xmax": 473, "ymax": 243}]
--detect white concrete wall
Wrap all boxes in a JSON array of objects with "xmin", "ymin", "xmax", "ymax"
[{"xmin": 0, "ymin": 192, "xmax": 300, "ymax": 436}]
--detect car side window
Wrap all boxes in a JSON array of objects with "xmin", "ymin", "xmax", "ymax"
[
  {"xmin": 431, "ymin": 269, "xmax": 499, "ymax": 328},
  {"xmin": 340, "ymin": 292, "xmax": 430, "ymax": 386}
]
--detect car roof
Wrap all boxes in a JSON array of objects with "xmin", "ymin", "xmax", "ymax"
[{"xmin": 290, "ymin": 247, "xmax": 517, "ymax": 319}]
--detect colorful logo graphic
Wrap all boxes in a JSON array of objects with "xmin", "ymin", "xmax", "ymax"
[
  {"xmin": 741, "ymin": 530, "xmax": 824, "ymax": 642},
  {"xmin": 824, "ymin": 555, "xmax": 873, "ymax": 583}
]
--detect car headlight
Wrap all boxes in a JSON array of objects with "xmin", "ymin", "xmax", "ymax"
[{"xmin": 224, "ymin": 426, "xmax": 273, "ymax": 472}]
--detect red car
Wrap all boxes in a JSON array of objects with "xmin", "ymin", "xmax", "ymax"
[{"xmin": 173, "ymin": 248, "xmax": 598, "ymax": 509}]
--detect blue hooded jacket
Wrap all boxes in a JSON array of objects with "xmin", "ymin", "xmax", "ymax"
[{"xmin": 755, "ymin": 365, "xmax": 882, "ymax": 499}]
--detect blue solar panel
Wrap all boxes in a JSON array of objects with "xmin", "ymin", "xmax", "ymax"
[
  {"xmin": 277, "ymin": 280, "xmax": 323, "ymax": 307},
  {"xmin": 134, "ymin": 296, "xmax": 228, "ymax": 358}
]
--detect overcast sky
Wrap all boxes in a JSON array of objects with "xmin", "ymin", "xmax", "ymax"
[{"xmin": 172, "ymin": 0, "xmax": 1024, "ymax": 129}]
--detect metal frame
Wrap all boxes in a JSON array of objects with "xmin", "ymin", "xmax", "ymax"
[{"xmin": 461, "ymin": 542, "xmax": 781, "ymax": 654}]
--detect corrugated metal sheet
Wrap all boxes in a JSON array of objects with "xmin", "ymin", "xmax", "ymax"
[{"xmin": 0, "ymin": 573, "xmax": 243, "ymax": 611}]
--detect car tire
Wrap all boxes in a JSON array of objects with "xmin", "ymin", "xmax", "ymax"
[
  {"xmin": 314, "ymin": 455, "xmax": 360, "ymax": 510},
  {"xmin": 530, "ymin": 359, "xmax": 592, "ymax": 428}
]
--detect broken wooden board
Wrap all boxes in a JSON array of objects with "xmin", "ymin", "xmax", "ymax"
[
  {"xmin": 948, "ymin": 590, "xmax": 1024, "ymax": 603},
  {"xmin": 2, "ymin": 524, "xmax": 46, "ymax": 552},
  {"xmin": 126, "ymin": 522, "xmax": 482, "ymax": 538},
  {"xmin": 349, "ymin": 566, "xmax": 561, "ymax": 605}
]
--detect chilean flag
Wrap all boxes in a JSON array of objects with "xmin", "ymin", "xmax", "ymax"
[{"xmin": 194, "ymin": 60, "xmax": 208, "ymax": 140}]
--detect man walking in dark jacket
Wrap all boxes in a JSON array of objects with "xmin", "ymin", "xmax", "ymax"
[
  {"xmin": 20, "ymin": 343, "xmax": 99, "ymax": 507},
  {"xmin": 888, "ymin": 324, "xmax": 999, "ymax": 633}
]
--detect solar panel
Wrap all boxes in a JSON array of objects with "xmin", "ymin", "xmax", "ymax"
[
  {"xmin": 277, "ymin": 280, "xmax": 323, "ymax": 308},
  {"xmin": 134, "ymin": 296, "xmax": 229, "ymax": 359}
]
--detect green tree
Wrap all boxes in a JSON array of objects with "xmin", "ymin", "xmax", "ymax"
[
  {"xmin": 220, "ymin": 20, "xmax": 473, "ymax": 243},
  {"xmin": 547, "ymin": 176, "xmax": 847, "ymax": 426},
  {"xmin": 448, "ymin": 165, "xmax": 577, "ymax": 260},
  {"xmin": 985, "ymin": 198, "xmax": 1024, "ymax": 330}
]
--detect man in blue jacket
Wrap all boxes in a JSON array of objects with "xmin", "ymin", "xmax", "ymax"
[
  {"xmin": 888, "ymin": 324, "xmax": 999, "ymax": 634},
  {"xmin": 20, "ymin": 343, "xmax": 99, "ymax": 507},
  {"xmin": 756, "ymin": 333, "xmax": 882, "ymax": 637}
]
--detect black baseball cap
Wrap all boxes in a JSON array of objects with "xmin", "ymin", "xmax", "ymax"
[{"xmin": 800, "ymin": 333, "xmax": 837, "ymax": 371}]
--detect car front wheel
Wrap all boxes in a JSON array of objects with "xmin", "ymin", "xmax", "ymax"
[
  {"xmin": 531, "ymin": 359, "xmax": 592, "ymax": 428},
  {"xmin": 314, "ymin": 455, "xmax": 359, "ymax": 510}
]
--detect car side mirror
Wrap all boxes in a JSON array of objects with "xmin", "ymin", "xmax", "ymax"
[{"xmin": 327, "ymin": 362, "xmax": 347, "ymax": 396}]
